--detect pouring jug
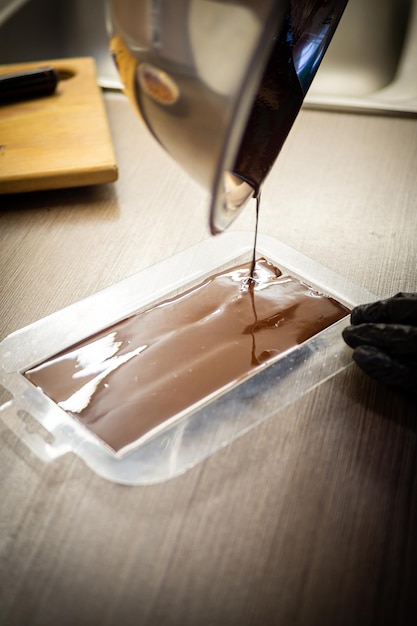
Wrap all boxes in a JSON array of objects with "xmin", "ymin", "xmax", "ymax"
[{"xmin": 108, "ymin": 0, "xmax": 348, "ymax": 234}]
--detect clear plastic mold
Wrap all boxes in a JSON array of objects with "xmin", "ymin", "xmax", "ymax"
[{"xmin": 0, "ymin": 232, "xmax": 375, "ymax": 485}]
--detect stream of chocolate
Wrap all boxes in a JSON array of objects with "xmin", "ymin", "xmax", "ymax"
[
  {"xmin": 249, "ymin": 192, "xmax": 260, "ymax": 280},
  {"xmin": 25, "ymin": 259, "xmax": 349, "ymax": 452}
]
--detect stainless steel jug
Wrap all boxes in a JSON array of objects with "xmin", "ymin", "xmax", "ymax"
[{"xmin": 108, "ymin": 1, "xmax": 348, "ymax": 233}]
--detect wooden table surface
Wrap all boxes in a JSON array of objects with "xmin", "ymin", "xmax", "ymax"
[{"xmin": 1, "ymin": 92, "xmax": 417, "ymax": 626}]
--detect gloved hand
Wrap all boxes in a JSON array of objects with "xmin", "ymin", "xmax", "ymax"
[{"xmin": 342, "ymin": 293, "xmax": 417, "ymax": 396}]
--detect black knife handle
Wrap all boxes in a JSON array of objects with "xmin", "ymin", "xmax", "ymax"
[{"xmin": 0, "ymin": 66, "xmax": 59, "ymax": 104}]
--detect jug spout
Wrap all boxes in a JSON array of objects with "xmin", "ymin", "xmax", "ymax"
[{"xmin": 226, "ymin": 0, "xmax": 349, "ymax": 232}]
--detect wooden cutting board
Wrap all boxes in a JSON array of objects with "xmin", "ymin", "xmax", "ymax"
[{"xmin": 0, "ymin": 57, "xmax": 118, "ymax": 193}]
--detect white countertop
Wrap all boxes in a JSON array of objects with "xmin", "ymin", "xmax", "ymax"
[{"xmin": 0, "ymin": 92, "xmax": 416, "ymax": 626}]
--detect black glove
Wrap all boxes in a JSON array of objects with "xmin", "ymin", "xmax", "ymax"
[{"xmin": 342, "ymin": 293, "xmax": 417, "ymax": 396}]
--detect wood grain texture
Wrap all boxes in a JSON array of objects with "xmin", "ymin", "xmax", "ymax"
[
  {"xmin": 0, "ymin": 58, "xmax": 118, "ymax": 192},
  {"xmin": 0, "ymin": 93, "xmax": 416, "ymax": 626}
]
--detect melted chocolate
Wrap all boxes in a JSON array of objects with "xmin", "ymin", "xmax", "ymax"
[{"xmin": 25, "ymin": 259, "xmax": 349, "ymax": 452}]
